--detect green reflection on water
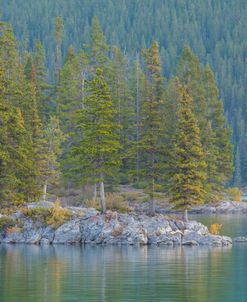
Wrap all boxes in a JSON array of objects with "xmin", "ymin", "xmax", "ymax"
[{"xmin": 0, "ymin": 242, "xmax": 245, "ymax": 302}]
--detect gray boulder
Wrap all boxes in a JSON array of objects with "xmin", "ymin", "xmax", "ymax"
[
  {"xmin": 233, "ymin": 236, "xmax": 247, "ymax": 243},
  {"xmin": 182, "ymin": 230, "xmax": 232, "ymax": 246},
  {"xmin": 53, "ymin": 219, "xmax": 81, "ymax": 244}
]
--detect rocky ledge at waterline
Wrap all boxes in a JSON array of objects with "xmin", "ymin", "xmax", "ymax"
[
  {"xmin": 0, "ymin": 202, "xmax": 232, "ymax": 246},
  {"xmin": 153, "ymin": 201, "xmax": 247, "ymax": 215}
]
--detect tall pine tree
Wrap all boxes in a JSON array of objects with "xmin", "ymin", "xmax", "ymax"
[
  {"xmin": 169, "ymin": 84, "xmax": 206, "ymax": 220},
  {"xmin": 71, "ymin": 69, "xmax": 121, "ymax": 212}
]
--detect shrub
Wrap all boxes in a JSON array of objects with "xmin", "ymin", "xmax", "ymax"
[
  {"xmin": 210, "ymin": 223, "xmax": 222, "ymax": 235},
  {"xmin": 228, "ymin": 187, "xmax": 242, "ymax": 202},
  {"xmin": 46, "ymin": 201, "xmax": 72, "ymax": 228},
  {"xmin": 132, "ymin": 181, "xmax": 147, "ymax": 189},
  {"xmin": 0, "ymin": 216, "xmax": 15, "ymax": 231},
  {"xmin": 6, "ymin": 226, "xmax": 21, "ymax": 234},
  {"xmin": 83, "ymin": 198, "xmax": 100, "ymax": 209},
  {"xmin": 121, "ymin": 192, "xmax": 139, "ymax": 202},
  {"xmin": 21, "ymin": 207, "xmax": 51, "ymax": 225},
  {"xmin": 106, "ymin": 193, "xmax": 131, "ymax": 213},
  {"xmin": 21, "ymin": 201, "xmax": 72, "ymax": 229}
]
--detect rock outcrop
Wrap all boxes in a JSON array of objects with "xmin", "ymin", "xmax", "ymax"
[
  {"xmin": 189, "ymin": 201, "xmax": 247, "ymax": 214},
  {"xmin": 233, "ymin": 236, "xmax": 247, "ymax": 243},
  {"xmin": 0, "ymin": 205, "xmax": 232, "ymax": 246}
]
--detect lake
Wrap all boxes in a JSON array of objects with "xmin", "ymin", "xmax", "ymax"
[{"xmin": 0, "ymin": 215, "xmax": 247, "ymax": 302}]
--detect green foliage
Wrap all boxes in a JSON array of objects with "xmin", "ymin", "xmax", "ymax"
[
  {"xmin": 0, "ymin": 15, "xmax": 234, "ymax": 210},
  {"xmin": 0, "ymin": 216, "xmax": 15, "ymax": 231},
  {"xmin": 169, "ymin": 84, "xmax": 206, "ymax": 209},
  {"xmin": 70, "ymin": 68, "xmax": 121, "ymax": 184},
  {"xmin": 176, "ymin": 47, "xmax": 233, "ymax": 200},
  {"xmin": 1, "ymin": 0, "xmax": 246, "ymax": 185},
  {"xmin": 106, "ymin": 193, "xmax": 131, "ymax": 213},
  {"xmin": 21, "ymin": 202, "xmax": 72, "ymax": 228},
  {"xmin": 139, "ymin": 41, "xmax": 165, "ymax": 213},
  {"xmin": 228, "ymin": 187, "xmax": 242, "ymax": 202}
]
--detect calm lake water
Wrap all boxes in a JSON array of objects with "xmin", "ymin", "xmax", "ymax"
[{"xmin": 0, "ymin": 215, "xmax": 247, "ymax": 302}]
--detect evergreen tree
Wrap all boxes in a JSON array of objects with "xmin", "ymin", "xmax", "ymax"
[
  {"xmin": 176, "ymin": 47, "xmax": 233, "ymax": 200},
  {"xmin": 53, "ymin": 16, "xmax": 64, "ymax": 83},
  {"xmin": 33, "ymin": 40, "xmax": 50, "ymax": 119},
  {"xmin": 42, "ymin": 116, "xmax": 65, "ymax": 201},
  {"xmin": 71, "ymin": 69, "xmax": 121, "ymax": 212},
  {"xmin": 89, "ymin": 16, "xmax": 109, "ymax": 74},
  {"xmin": 109, "ymin": 46, "xmax": 134, "ymax": 181},
  {"xmin": 56, "ymin": 46, "xmax": 89, "ymax": 183},
  {"xmin": 169, "ymin": 84, "xmax": 206, "ymax": 220},
  {"xmin": 129, "ymin": 54, "xmax": 145, "ymax": 181},
  {"xmin": 0, "ymin": 67, "xmax": 33, "ymax": 205},
  {"xmin": 202, "ymin": 64, "xmax": 233, "ymax": 191},
  {"xmin": 140, "ymin": 41, "xmax": 165, "ymax": 215}
]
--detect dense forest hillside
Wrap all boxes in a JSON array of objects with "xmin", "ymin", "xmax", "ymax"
[{"xmin": 0, "ymin": 0, "xmax": 246, "ymax": 185}]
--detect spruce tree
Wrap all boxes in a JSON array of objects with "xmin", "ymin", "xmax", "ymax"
[
  {"xmin": 109, "ymin": 46, "xmax": 134, "ymax": 182},
  {"xmin": 89, "ymin": 16, "xmax": 109, "ymax": 74},
  {"xmin": 53, "ymin": 16, "xmax": 64, "ymax": 83},
  {"xmin": 176, "ymin": 46, "xmax": 233, "ymax": 201},
  {"xmin": 202, "ymin": 64, "xmax": 233, "ymax": 193},
  {"xmin": 129, "ymin": 54, "xmax": 145, "ymax": 182},
  {"xmin": 33, "ymin": 40, "xmax": 50, "ymax": 119},
  {"xmin": 169, "ymin": 84, "xmax": 206, "ymax": 220},
  {"xmin": 140, "ymin": 41, "xmax": 165, "ymax": 215},
  {"xmin": 42, "ymin": 116, "xmax": 65, "ymax": 201},
  {"xmin": 72, "ymin": 68, "xmax": 121, "ymax": 212}
]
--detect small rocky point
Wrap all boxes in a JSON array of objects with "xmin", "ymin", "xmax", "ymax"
[{"xmin": 0, "ymin": 201, "xmax": 232, "ymax": 246}]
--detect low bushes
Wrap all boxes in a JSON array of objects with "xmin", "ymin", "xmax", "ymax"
[
  {"xmin": 21, "ymin": 201, "xmax": 72, "ymax": 229},
  {"xmin": 0, "ymin": 216, "xmax": 15, "ymax": 231},
  {"xmin": 106, "ymin": 193, "xmax": 131, "ymax": 213},
  {"xmin": 210, "ymin": 223, "xmax": 222, "ymax": 235},
  {"xmin": 228, "ymin": 187, "xmax": 242, "ymax": 202}
]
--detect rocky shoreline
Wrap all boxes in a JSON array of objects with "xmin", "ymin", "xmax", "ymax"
[
  {"xmin": 0, "ymin": 202, "xmax": 234, "ymax": 247},
  {"xmin": 151, "ymin": 201, "xmax": 247, "ymax": 215},
  {"xmin": 189, "ymin": 201, "xmax": 247, "ymax": 214}
]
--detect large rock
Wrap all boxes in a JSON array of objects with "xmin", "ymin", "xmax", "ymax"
[
  {"xmin": 182, "ymin": 230, "xmax": 232, "ymax": 246},
  {"xmin": 0, "ymin": 205, "xmax": 234, "ymax": 247},
  {"xmin": 27, "ymin": 201, "xmax": 54, "ymax": 209},
  {"xmin": 233, "ymin": 236, "xmax": 247, "ymax": 243},
  {"xmin": 190, "ymin": 201, "xmax": 247, "ymax": 214},
  {"xmin": 53, "ymin": 219, "xmax": 81, "ymax": 244},
  {"xmin": 1, "ymin": 219, "xmax": 55, "ymax": 244}
]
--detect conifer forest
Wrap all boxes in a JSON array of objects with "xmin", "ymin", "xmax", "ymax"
[{"xmin": 1, "ymin": 0, "xmax": 243, "ymax": 212}]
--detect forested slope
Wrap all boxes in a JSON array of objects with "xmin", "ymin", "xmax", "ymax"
[{"xmin": 1, "ymin": 0, "xmax": 246, "ymax": 185}]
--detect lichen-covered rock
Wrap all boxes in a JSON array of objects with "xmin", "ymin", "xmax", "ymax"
[
  {"xmin": 0, "ymin": 205, "xmax": 234, "ymax": 246},
  {"xmin": 40, "ymin": 238, "xmax": 50, "ymax": 245},
  {"xmin": 53, "ymin": 219, "xmax": 81, "ymax": 244},
  {"xmin": 190, "ymin": 201, "xmax": 247, "ymax": 214},
  {"xmin": 233, "ymin": 236, "xmax": 247, "ymax": 243},
  {"xmin": 158, "ymin": 232, "xmax": 182, "ymax": 245},
  {"xmin": 182, "ymin": 231, "xmax": 232, "ymax": 246},
  {"xmin": 184, "ymin": 221, "xmax": 209, "ymax": 235},
  {"xmin": 1, "ymin": 219, "xmax": 55, "ymax": 244},
  {"xmin": 27, "ymin": 201, "xmax": 54, "ymax": 209}
]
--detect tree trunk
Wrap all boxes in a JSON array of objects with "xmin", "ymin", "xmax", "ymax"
[
  {"xmin": 43, "ymin": 179, "xmax": 48, "ymax": 201},
  {"xmin": 135, "ymin": 54, "xmax": 140, "ymax": 180},
  {"xmin": 99, "ymin": 175, "xmax": 106, "ymax": 213},
  {"xmin": 184, "ymin": 208, "xmax": 189, "ymax": 222},
  {"xmin": 93, "ymin": 183, "xmax": 97, "ymax": 200},
  {"xmin": 149, "ymin": 199, "xmax": 155, "ymax": 216},
  {"xmin": 149, "ymin": 178, "xmax": 155, "ymax": 216}
]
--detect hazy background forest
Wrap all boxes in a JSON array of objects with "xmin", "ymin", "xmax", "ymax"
[{"xmin": 1, "ymin": 0, "xmax": 246, "ymax": 187}]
